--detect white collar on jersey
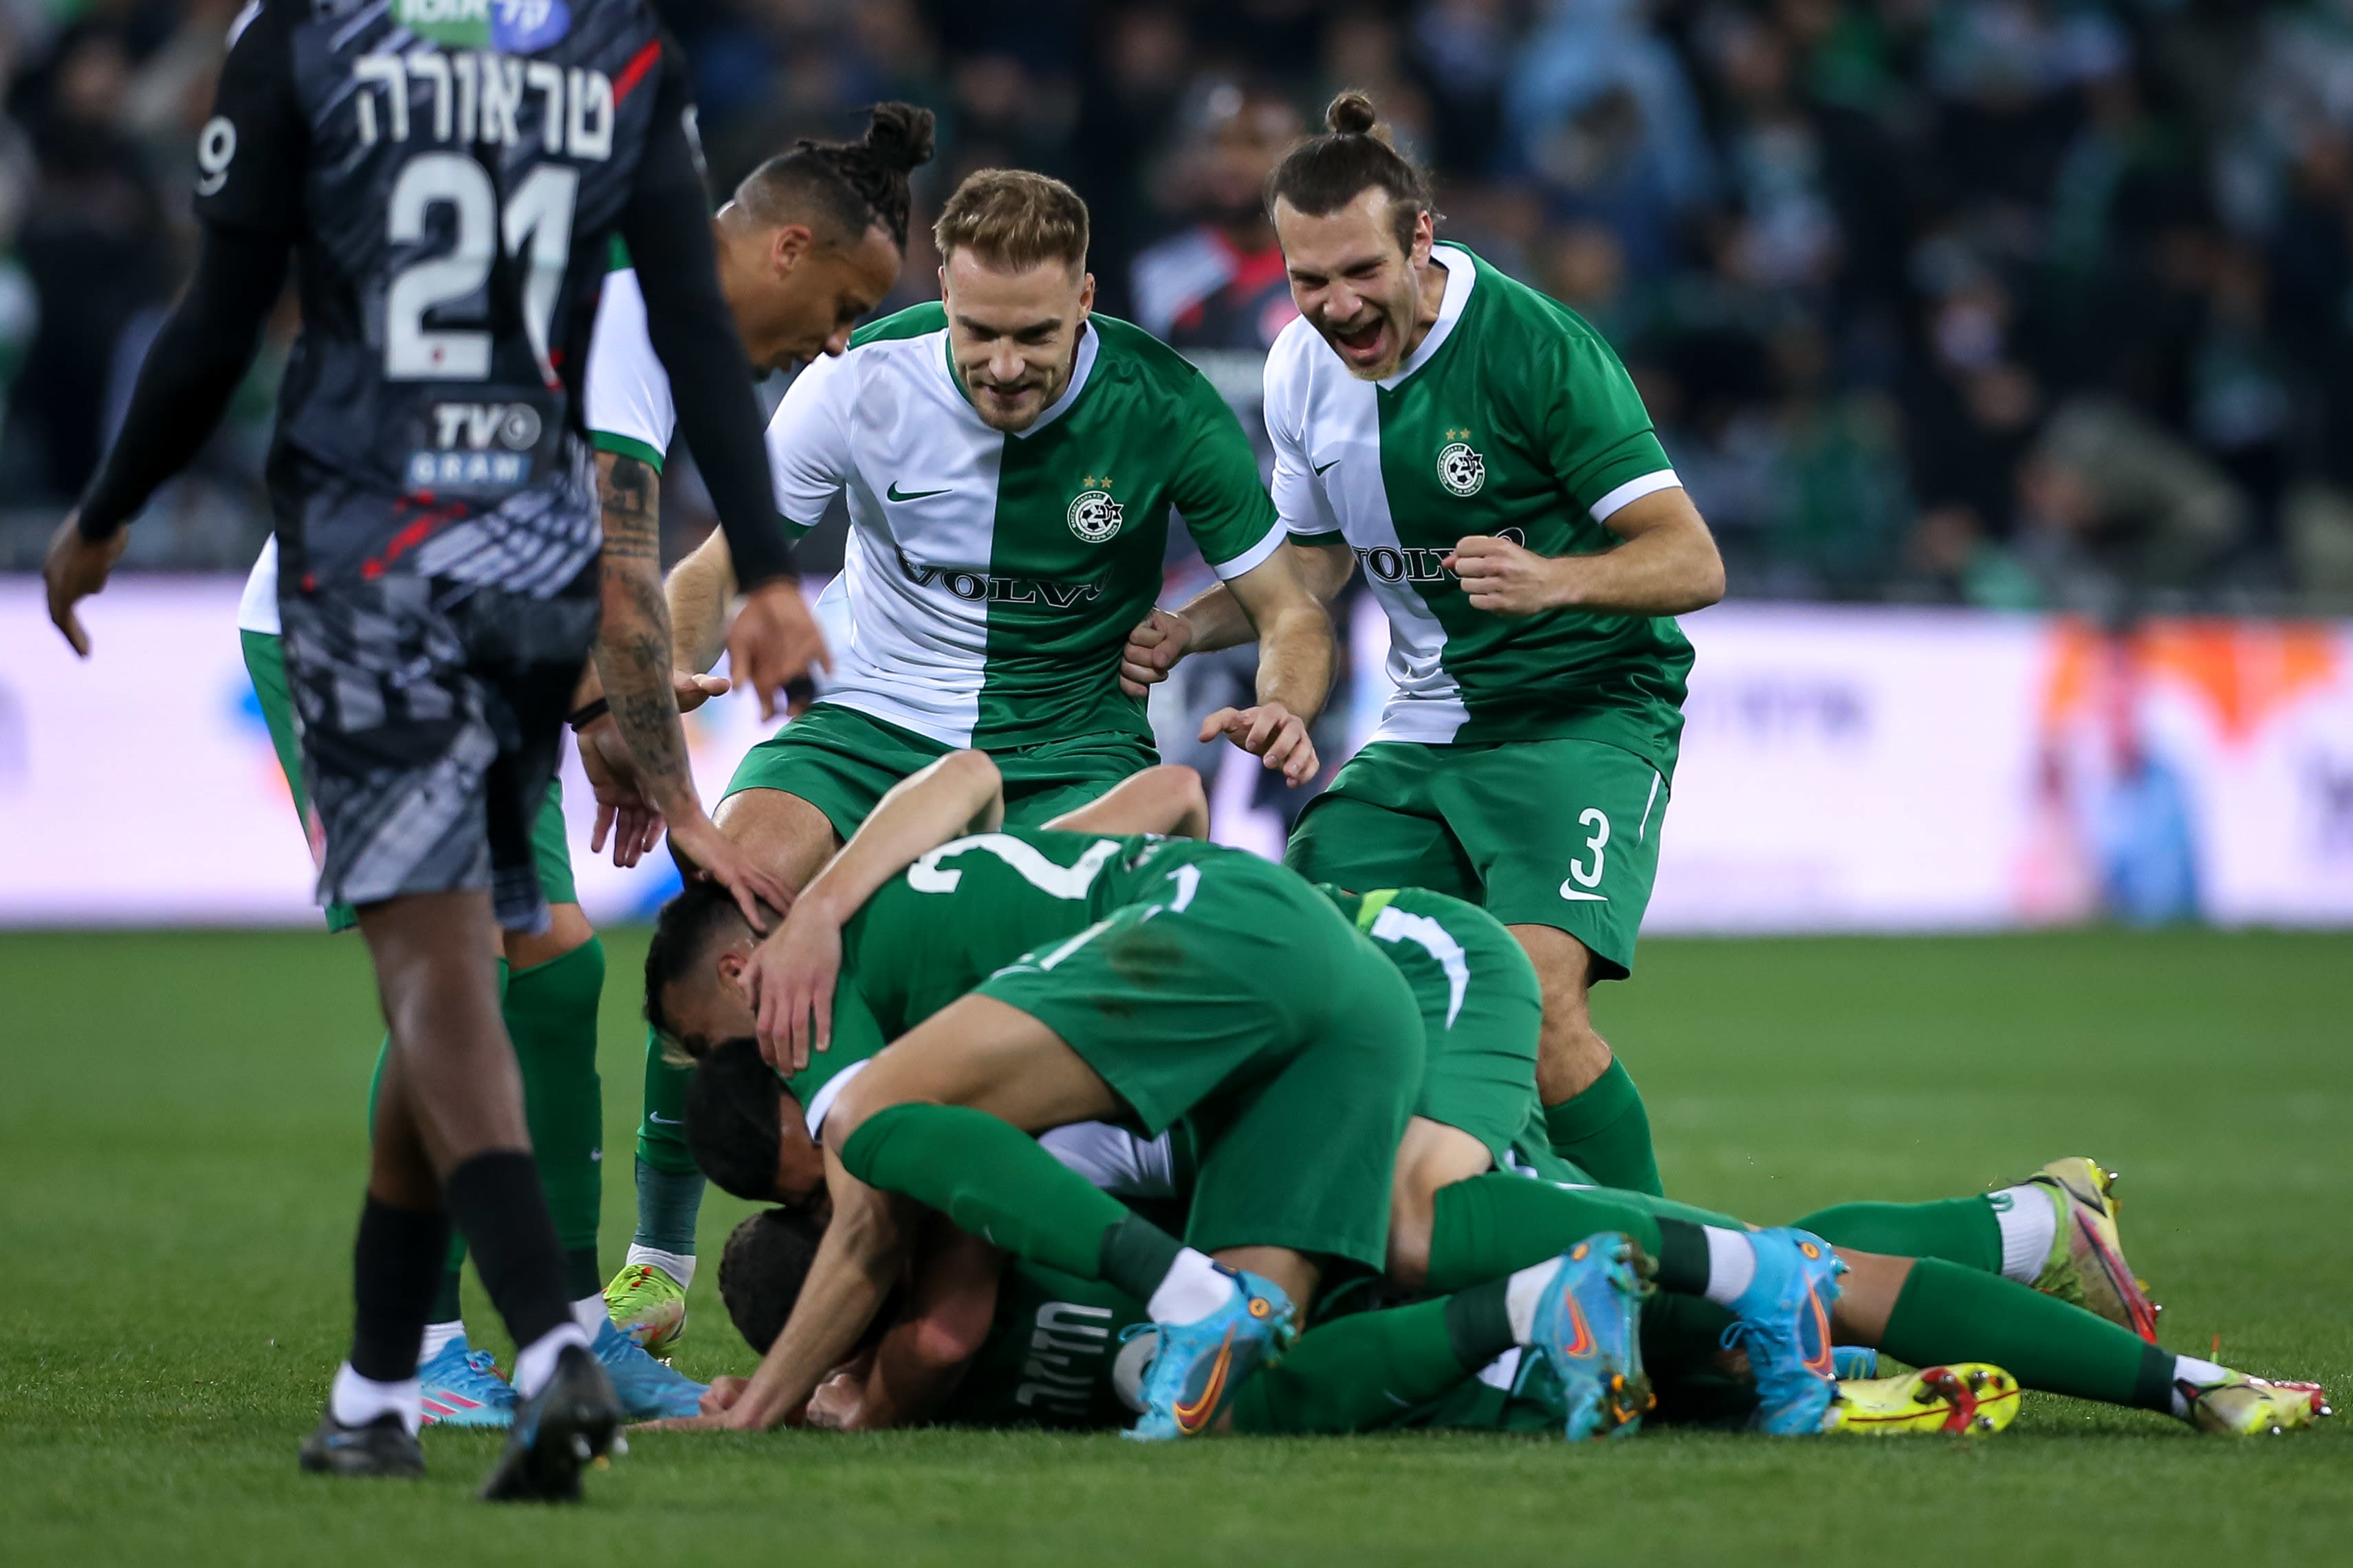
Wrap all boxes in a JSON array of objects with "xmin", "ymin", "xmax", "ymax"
[
  {"xmin": 939, "ymin": 318, "xmax": 1104, "ymax": 440},
  {"xmin": 1377, "ymin": 243, "xmax": 1477, "ymax": 390}
]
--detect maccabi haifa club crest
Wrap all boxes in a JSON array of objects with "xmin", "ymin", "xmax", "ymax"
[
  {"xmin": 1068, "ymin": 476, "xmax": 1124, "ymax": 543},
  {"xmin": 1436, "ymin": 430, "xmax": 1485, "ymax": 497}
]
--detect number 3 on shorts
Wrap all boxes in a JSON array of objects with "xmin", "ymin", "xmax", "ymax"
[{"xmin": 1559, "ymin": 808, "xmax": 1609, "ymax": 901}]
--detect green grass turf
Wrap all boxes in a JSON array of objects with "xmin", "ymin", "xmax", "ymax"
[{"xmin": 2, "ymin": 927, "xmax": 2348, "ymax": 1566}]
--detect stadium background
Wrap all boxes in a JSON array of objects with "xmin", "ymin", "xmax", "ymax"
[{"xmin": 0, "ymin": 0, "xmax": 2350, "ymax": 932}]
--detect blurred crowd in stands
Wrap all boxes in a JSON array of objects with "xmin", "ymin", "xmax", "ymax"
[{"xmin": 7, "ymin": 0, "xmax": 2353, "ymax": 616}]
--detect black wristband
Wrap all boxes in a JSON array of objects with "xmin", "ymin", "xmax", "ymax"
[{"xmin": 567, "ymin": 697, "xmax": 611, "ymax": 731}]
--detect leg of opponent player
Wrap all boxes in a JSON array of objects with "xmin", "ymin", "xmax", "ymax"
[
  {"xmin": 247, "ymin": 629, "xmax": 701, "ymax": 1423},
  {"xmin": 1287, "ymin": 736, "xmax": 1669, "ymax": 1195}
]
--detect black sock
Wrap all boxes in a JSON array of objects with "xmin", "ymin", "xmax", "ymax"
[
  {"xmin": 1654, "ymin": 1218, "xmax": 1711, "ymax": 1296},
  {"xmin": 1442, "ymin": 1277, "xmax": 1518, "ymax": 1369},
  {"xmin": 442, "ymin": 1150, "xmax": 573, "ymax": 1353},
  {"xmin": 567, "ymin": 1246, "xmax": 602, "ymax": 1304},
  {"xmin": 351, "ymin": 1196, "xmax": 452, "ymax": 1383},
  {"xmin": 429, "ymin": 1268, "xmax": 463, "ymax": 1324},
  {"xmin": 1097, "ymin": 1213, "xmax": 1185, "ymax": 1303}
]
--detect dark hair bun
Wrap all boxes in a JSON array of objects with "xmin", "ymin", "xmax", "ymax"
[
  {"xmin": 863, "ymin": 102, "xmax": 937, "ymax": 174},
  {"xmin": 1326, "ymin": 91, "xmax": 1380, "ymax": 136}
]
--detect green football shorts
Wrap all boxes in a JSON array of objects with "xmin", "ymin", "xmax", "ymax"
[
  {"xmin": 720, "ymin": 701, "xmax": 1158, "ymax": 843},
  {"xmin": 978, "ymin": 854, "xmax": 1420, "ymax": 1272},
  {"xmin": 242, "ymin": 627, "xmax": 576, "ymax": 931},
  {"xmin": 1342, "ymin": 887, "xmax": 1542, "ymax": 1164},
  {"xmin": 1287, "ymin": 736, "xmax": 1670, "ymax": 980}
]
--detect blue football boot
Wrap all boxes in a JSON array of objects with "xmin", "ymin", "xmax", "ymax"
[
  {"xmin": 1724, "ymin": 1227, "xmax": 1848, "ymax": 1435},
  {"xmin": 1831, "ymin": 1346, "xmax": 1879, "ymax": 1381},
  {"xmin": 1526, "ymin": 1233, "xmax": 1654, "ymax": 1440},
  {"xmin": 1123, "ymin": 1264, "xmax": 1296, "ymax": 1441},
  {"xmin": 591, "ymin": 1316, "xmax": 708, "ymax": 1420},
  {"xmin": 417, "ymin": 1335, "xmax": 518, "ymax": 1429}
]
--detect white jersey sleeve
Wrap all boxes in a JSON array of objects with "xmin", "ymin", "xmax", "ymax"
[
  {"xmin": 1264, "ymin": 320, "xmax": 1342, "ymax": 543},
  {"xmin": 763, "ymin": 349, "xmax": 856, "ymax": 531},
  {"xmin": 582, "ymin": 265, "xmax": 675, "ymax": 470},
  {"xmin": 237, "ymin": 534, "xmax": 281, "ymax": 636}
]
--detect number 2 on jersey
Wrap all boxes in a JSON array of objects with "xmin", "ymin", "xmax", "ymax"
[{"xmin": 385, "ymin": 154, "xmax": 576, "ymax": 383}]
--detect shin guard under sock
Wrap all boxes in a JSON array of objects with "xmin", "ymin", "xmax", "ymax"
[
  {"xmin": 1225, "ymin": 1300, "xmax": 1473, "ymax": 1434},
  {"xmin": 505, "ymin": 938, "xmax": 606, "ymax": 1261},
  {"xmin": 1879, "ymin": 1257, "xmax": 2174, "ymax": 1411},
  {"xmin": 1425, "ymin": 1173, "xmax": 1667, "ymax": 1292},
  {"xmin": 350, "ymin": 1196, "xmax": 452, "ymax": 1383},
  {"xmin": 1795, "ymin": 1197, "xmax": 2004, "ymax": 1274},
  {"xmin": 1542, "ymin": 1057, "xmax": 1662, "ymax": 1196},
  {"xmin": 442, "ymin": 1150, "xmax": 573, "ymax": 1354},
  {"xmin": 841, "ymin": 1104, "xmax": 1138, "ymax": 1285}
]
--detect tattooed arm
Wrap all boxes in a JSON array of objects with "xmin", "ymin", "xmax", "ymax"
[{"xmin": 591, "ymin": 450, "xmax": 794, "ymax": 926}]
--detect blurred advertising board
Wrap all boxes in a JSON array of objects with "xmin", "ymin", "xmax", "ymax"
[{"xmin": 3, "ymin": 577, "xmax": 2350, "ymax": 929}]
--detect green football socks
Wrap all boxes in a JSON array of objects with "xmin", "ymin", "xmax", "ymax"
[
  {"xmin": 1542, "ymin": 1057, "xmax": 1662, "ymax": 1196},
  {"xmin": 1881, "ymin": 1257, "xmax": 2174, "ymax": 1411},
  {"xmin": 631, "ymin": 1029, "xmax": 705, "ymax": 1266},
  {"xmin": 1424, "ymin": 1173, "xmax": 1747, "ymax": 1294},
  {"xmin": 1795, "ymin": 1196, "xmax": 2004, "ymax": 1275},
  {"xmin": 1227, "ymin": 1298, "xmax": 1489, "ymax": 1434},
  {"xmin": 840, "ymin": 1103, "xmax": 1147, "ymax": 1288},
  {"xmin": 505, "ymin": 938, "xmax": 606, "ymax": 1299}
]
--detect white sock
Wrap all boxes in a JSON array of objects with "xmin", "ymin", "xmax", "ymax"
[
  {"xmin": 1989, "ymin": 1185, "xmax": 2059, "ymax": 1283},
  {"xmin": 625, "ymin": 1244, "xmax": 696, "ymax": 1290},
  {"xmin": 1146, "ymin": 1249, "xmax": 1232, "ymax": 1326},
  {"xmin": 2168, "ymin": 1355, "xmax": 2229, "ymax": 1417},
  {"xmin": 1504, "ymin": 1257, "xmax": 1565, "ymax": 1345},
  {"xmin": 1700, "ymin": 1227, "xmax": 1757, "ymax": 1306},
  {"xmin": 418, "ymin": 1320, "xmax": 467, "ymax": 1364},
  {"xmin": 571, "ymin": 1294, "xmax": 609, "ymax": 1337},
  {"xmin": 510, "ymin": 1321, "xmax": 593, "ymax": 1400},
  {"xmin": 329, "ymin": 1361, "xmax": 422, "ymax": 1435}
]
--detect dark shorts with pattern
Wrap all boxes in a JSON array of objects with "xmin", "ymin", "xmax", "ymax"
[{"xmin": 276, "ymin": 569, "xmax": 598, "ymax": 934}]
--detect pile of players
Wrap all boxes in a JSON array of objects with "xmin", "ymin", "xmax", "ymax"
[{"xmin": 45, "ymin": 0, "xmax": 2325, "ymax": 1500}]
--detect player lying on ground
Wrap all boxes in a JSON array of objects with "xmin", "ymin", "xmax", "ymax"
[
  {"xmin": 1125, "ymin": 93, "xmax": 1728, "ymax": 1202},
  {"xmin": 40, "ymin": 0, "xmax": 822, "ymax": 1501},
  {"xmin": 713, "ymin": 1202, "xmax": 2025, "ymax": 1440},
  {"xmin": 655, "ymin": 758, "xmax": 2330, "ymax": 1439},
  {"xmin": 579, "ymin": 168, "xmax": 1342, "ymax": 1337},
  {"xmin": 227, "ymin": 105, "xmax": 937, "ymax": 1432}
]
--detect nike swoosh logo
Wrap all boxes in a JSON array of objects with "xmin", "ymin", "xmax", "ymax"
[
  {"xmin": 1312, "ymin": 459, "xmax": 1339, "ymax": 475},
  {"xmin": 1802, "ymin": 1288, "xmax": 1837, "ymax": 1380},
  {"xmin": 1172, "ymin": 1325, "xmax": 1237, "ymax": 1433},
  {"xmin": 1557, "ymin": 884, "xmax": 1609, "ymax": 903},
  {"xmin": 647, "ymin": 1112, "xmax": 681, "ymax": 1125},
  {"xmin": 887, "ymin": 482, "xmax": 951, "ymax": 501},
  {"xmin": 1559, "ymin": 1293, "xmax": 1597, "ymax": 1358}
]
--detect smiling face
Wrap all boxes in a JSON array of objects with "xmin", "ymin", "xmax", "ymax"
[
  {"xmin": 939, "ymin": 247, "xmax": 1095, "ymax": 432},
  {"xmin": 1273, "ymin": 188, "xmax": 1439, "ymax": 382}
]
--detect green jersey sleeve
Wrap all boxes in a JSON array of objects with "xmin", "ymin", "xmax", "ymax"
[
  {"xmin": 1167, "ymin": 373, "xmax": 1284, "ymax": 577},
  {"xmin": 1534, "ymin": 317, "xmax": 1677, "ymax": 523}
]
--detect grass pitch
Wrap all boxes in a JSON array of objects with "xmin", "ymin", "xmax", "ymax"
[{"xmin": 3, "ymin": 926, "xmax": 2348, "ymax": 1566}]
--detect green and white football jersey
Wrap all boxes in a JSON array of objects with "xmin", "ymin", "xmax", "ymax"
[
  {"xmin": 1266, "ymin": 244, "xmax": 1695, "ymax": 771},
  {"xmin": 584, "ymin": 264, "xmax": 1284, "ymax": 751},
  {"xmin": 766, "ymin": 305, "xmax": 1281, "ymax": 749}
]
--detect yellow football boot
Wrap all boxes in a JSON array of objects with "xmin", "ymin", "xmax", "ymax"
[
  {"xmin": 2023, "ymin": 1157, "xmax": 2163, "ymax": 1343},
  {"xmin": 602, "ymin": 1261, "xmax": 688, "ymax": 1358},
  {"xmin": 2181, "ymin": 1371, "xmax": 2332, "ymax": 1436},
  {"xmin": 1828, "ymin": 1363, "xmax": 2020, "ymax": 1436}
]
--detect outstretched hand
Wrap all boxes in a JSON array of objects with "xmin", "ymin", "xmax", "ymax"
[
  {"xmin": 730, "ymin": 579, "xmax": 833, "ymax": 720},
  {"xmin": 667, "ymin": 812, "xmax": 792, "ymax": 934},
  {"xmin": 740, "ymin": 897, "xmax": 845, "ymax": 1076},
  {"xmin": 43, "ymin": 513, "xmax": 127, "ymax": 658},
  {"xmin": 1199, "ymin": 701, "xmax": 1319, "ymax": 787}
]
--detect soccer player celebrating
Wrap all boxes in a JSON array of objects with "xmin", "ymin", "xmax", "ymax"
[
  {"xmin": 43, "ymin": 0, "xmax": 810, "ymax": 1498},
  {"xmin": 1122, "ymin": 93, "xmax": 1724, "ymax": 1199},
  {"xmin": 587, "ymin": 167, "xmax": 1339, "ymax": 1294}
]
